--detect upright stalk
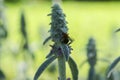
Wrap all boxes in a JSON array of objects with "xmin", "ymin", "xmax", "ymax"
[
  {"xmin": 48, "ymin": 4, "xmax": 69, "ymax": 80},
  {"xmin": 86, "ymin": 37, "xmax": 97, "ymax": 80},
  {"xmin": 58, "ymin": 55, "xmax": 66, "ymax": 80}
]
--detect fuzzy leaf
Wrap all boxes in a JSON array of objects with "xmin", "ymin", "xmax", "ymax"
[
  {"xmin": 46, "ymin": 51, "xmax": 53, "ymax": 58},
  {"xmin": 107, "ymin": 56, "xmax": 120, "ymax": 78},
  {"xmin": 21, "ymin": 12, "xmax": 27, "ymax": 38},
  {"xmin": 68, "ymin": 57, "xmax": 78, "ymax": 80},
  {"xmin": 47, "ymin": 13, "xmax": 52, "ymax": 16},
  {"xmin": 61, "ymin": 45, "xmax": 70, "ymax": 61},
  {"xmin": 115, "ymin": 28, "xmax": 120, "ymax": 32},
  {"xmin": 43, "ymin": 36, "xmax": 51, "ymax": 45},
  {"xmin": 34, "ymin": 56, "xmax": 56, "ymax": 80},
  {"xmin": 0, "ymin": 70, "xmax": 6, "ymax": 79}
]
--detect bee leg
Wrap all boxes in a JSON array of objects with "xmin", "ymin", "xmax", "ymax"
[{"xmin": 68, "ymin": 38, "xmax": 73, "ymax": 45}]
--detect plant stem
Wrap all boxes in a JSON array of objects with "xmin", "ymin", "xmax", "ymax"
[{"xmin": 58, "ymin": 56, "xmax": 66, "ymax": 80}]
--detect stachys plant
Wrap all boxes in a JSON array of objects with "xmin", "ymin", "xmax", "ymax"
[
  {"xmin": 80, "ymin": 37, "xmax": 97, "ymax": 80},
  {"xmin": 20, "ymin": 11, "xmax": 35, "ymax": 60},
  {"xmin": 34, "ymin": 3, "xmax": 78, "ymax": 80}
]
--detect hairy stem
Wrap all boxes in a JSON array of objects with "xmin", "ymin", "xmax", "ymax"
[
  {"xmin": 58, "ymin": 56, "xmax": 66, "ymax": 80},
  {"xmin": 88, "ymin": 66, "xmax": 95, "ymax": 80}
]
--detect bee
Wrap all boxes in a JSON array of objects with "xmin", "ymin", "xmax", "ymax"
[{"xmin": 61, "ymin": 32, "xmax": 73, "ymax": 45}]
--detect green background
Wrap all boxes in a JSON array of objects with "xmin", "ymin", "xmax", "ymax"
[{"xmin": 0, "ymin": 1, "xmax": 120, "ymax": 80}]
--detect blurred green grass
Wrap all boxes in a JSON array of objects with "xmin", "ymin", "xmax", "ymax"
[{"xmin": 1, "ymin": 1, "xmax": 120, "ymax": 80}]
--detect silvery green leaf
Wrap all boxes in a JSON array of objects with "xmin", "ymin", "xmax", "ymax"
[
  {"xmin": 0, "ymin": 70, "xmax": 6, "ymax": 80},
  {"xmin": 68, "ymin": 57, "xmax": 78, "ymax": 80},
  {"xmin": 43, "ymin": 36, "xmax": 51, "ymax": 45},
  {"xmin": 107, "ymin": 56, "xmax": 120, "ymax": 78},
  {"xmin": 57, "ymin": 10, "xmax": 62, "ymax": 14},
  {"xmin": 61, "ymin": 45, "xmax": 70, "ymax": 61},
  {"xmin": 21, "ymin": 12, "xmax": 27, "ymax": 38},
  {"xmin": 60, "ymin": 27, "xmax": 68, "ymax": 33},
  {"xmin": 59, "ymin": 17, "xmax": 64, "ymax": 20},
  {"xmin": 47, "ymin": 13, "xmax": 52, "ymax": 16},
  {"xmin": 63, "ymin": 14, "xmax": 66, "ymax": 17},
  {"xmin": 115, "ymin": 28, "xmax": 120, "ymax": 32},
  {"xmin": 34, "ymin": 56, "xmax": 56, "ymax": 80},
  {"xmin": 46, "ymin": 49, "xmax": 54, "ymax": 58}
]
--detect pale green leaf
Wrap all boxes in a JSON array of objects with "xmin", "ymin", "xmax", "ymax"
[
  {"xmin": 68, "ymin": 57, "xmax": 78, "ymax": 80},
  {"xmin": 107, "ymin": 56, "xmax": 120, "ymax": 78},
  {"xmin": 43, "ymin": 36, "xmax": 51, "ymax": 45},
  {"xmin": 34, "ymin": 56, "xmax": 56, "ymax": 80}
]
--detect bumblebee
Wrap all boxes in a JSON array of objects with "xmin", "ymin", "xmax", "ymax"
[{"xmin": 61, "ymin": 32, "xmax": 73, "ymax": 45}]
